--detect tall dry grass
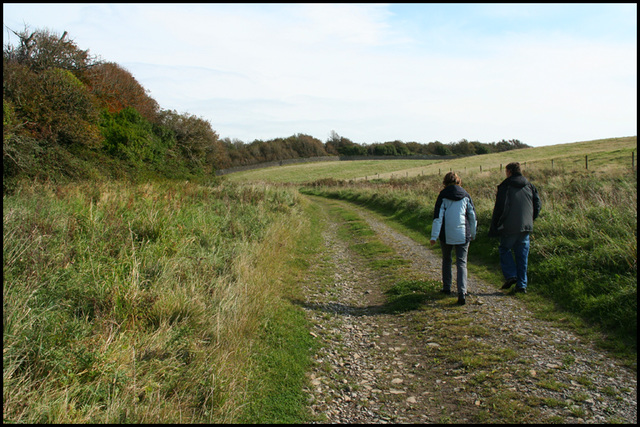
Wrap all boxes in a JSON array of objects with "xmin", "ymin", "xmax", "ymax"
[{"xmin": 3, "ymin": 180, "xmax": 305, "ymax": 423}]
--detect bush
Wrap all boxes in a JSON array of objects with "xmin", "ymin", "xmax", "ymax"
[
  {"xmin": 100, "ymin": 107, "xmax": 168, "ymax": 164},
  {"xmin": 3, "ymin": 61, "xmax": 102, "ymax": 148}
]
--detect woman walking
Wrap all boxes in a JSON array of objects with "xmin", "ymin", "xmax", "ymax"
[{"xmin": 430, "ymin": 172, "xmax": 477, "ymax": 305}]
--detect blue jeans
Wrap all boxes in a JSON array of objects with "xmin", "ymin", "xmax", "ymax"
[
  {"xmin": 499, "ymin": 232, "xmax": 530, "ymax": 290},
  {"xmin": 441, "ymin": 242, "xmax": 470, "ymax": 296}
]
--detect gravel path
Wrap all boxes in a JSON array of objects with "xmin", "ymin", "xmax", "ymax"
[{"xmin": 301, "ymin": 197, "xmax": 637, "ymax": 424}]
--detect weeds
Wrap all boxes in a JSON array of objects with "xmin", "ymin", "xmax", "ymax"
[{"xmin": 3, "ymin": 180, "xmax": 307, "ymax": 423}]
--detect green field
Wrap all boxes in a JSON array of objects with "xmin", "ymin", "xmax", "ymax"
[{"xmin": 225, "ymin": 136, "xmax": 637, "ymax": 183}]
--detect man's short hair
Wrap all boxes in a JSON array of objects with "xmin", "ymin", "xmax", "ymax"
[{"xmin": 506, "ymin": 162, "xmax": 521, "ymax": 175}]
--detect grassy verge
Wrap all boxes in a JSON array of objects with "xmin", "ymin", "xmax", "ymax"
[
  {"xmin": 237, "ymin": 197, "xmax": 324, "ymax": 423},
  {"xmin": 2, "ymin": 180, "xmax": 313, "ymax": 423}
]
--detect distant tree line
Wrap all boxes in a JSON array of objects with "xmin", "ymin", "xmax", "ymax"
[
  {"xmin": 3, "ymin": 26, "xmax": 528, "ymax": 191},
  {"xmin": 215, "ymin": 130, "xmax": 529, "ymax": 169}
]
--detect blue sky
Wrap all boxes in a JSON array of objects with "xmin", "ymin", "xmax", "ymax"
[{"xmin": 3, "ymin": 3, "xmax": 637, "ymax": 147}]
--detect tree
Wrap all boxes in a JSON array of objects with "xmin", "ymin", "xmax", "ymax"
[
  {"xmin": 4, "ymin": 27, "xmax": 94, "ymax": 72},
  {"xmin": 100, "ymin": 107, "xmax": 166, "ymax": 163},
  {"xmin": 3, "ymin": 98, "xmax": 40, "ymax": 183},
  {"xmin": 207, "ymin": 138, "xmax": 232, "ymax": 170},
  {"xmin": 326, "ymin": 131, "xmax": 365, "ymax": 156},
  {"xmin": 370, "ymin": 142, "xmax": 397, "ymax": 156},
  {"xmin": 83, "ymin": 62, "xmax": 159, "ymax": 123},
  {"xmin": 471, "ymin": 141, "xmax": 490, "ymax": 155},
  {"xmin": 157, "ymin": 110, "xmax": 219, "ymax": 173},
  {"xmin": 3, "ymin": 60, "xmax": 101, "ymax": 148},
  {"xmin": 391, "ymin": 140, "xmax": 410, "ymax": 156},
  {"xmin": 450, "ymin": 139, "xmax": 476, "ymax": 155},
  {"xmin": 325, "ymin": 130, "xmax": 342, "ymax": 155},
  {"xmin": 286, "ymin": 133, "xmax": 327, "ymax": 158},
  {"xmin": 405, "ymin": 141, "xmax": 425, "ymax": 155},
  {"xmin": 425, "ymin": 141, "xmax": 451, "ymax": 156}
]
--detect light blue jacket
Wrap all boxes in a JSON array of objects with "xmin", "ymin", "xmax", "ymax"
[{"xmin": 431, "ymin": 185, "xmax": 477, "ymax": 245}]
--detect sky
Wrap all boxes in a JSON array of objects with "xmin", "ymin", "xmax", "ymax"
[{"xmin": 3, "ymin": 3, "xmax": 637, "ymax": 147}]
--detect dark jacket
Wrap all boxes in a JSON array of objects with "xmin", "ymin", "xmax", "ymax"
[
  {"xmin": 432, "ymin": 184, "xmax": 477, "ymax": 244},
  {"xmin": 488, "ymin": 173, "xmax": 541, "ymax": 237}
]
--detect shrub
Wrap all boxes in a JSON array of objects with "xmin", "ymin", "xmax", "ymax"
[
  {"xmin": 3, "ymin": 61, "xmax": 102, "ymax": 148},
  {"xmin": 100, "ymin": 107, "xmax": 168, "ymax": 164}
]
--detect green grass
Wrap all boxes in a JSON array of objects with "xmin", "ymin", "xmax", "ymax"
[
  {"xmin": 224, "ymin": 159, "xmax": 441, "ymax": 183},
  {"xmin": 238, "ymin": 298, "xmax": 317, "ymax": 423},
  {"xmin": 3, "ymin": 180, "xmax": 312, "ymax": 423},
  {"xmin": 237, "ymin": 197, "xmax": 324, "ymax": 424},
  {"xmin": 384, "ymin": 280, "xmax": 440, "ymax": 312}
]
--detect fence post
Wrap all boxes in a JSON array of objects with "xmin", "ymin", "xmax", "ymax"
[
  {"xmin": 480, "ymin": 165, "xmax": 482, "ymax": 172},
  {"xmin": 500, "ymin": 164, "xmax": 502, "ymax": 172},
  {"xmin": 632, "ymin": 151, "xmax": 635, "ymax": 169},
  {"xmin": 585, "ymin": 155, "xmax": 588, "ymax": 170},
  {"xmin": 551, "ymin": 159, "xmax": 554, "ymax": 169}
]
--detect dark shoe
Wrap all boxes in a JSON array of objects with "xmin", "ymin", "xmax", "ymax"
[
  {"xmin": 514, "ymin": 287, "xmax": 527, "ymax": 294},
  {"xmin": 501, "ymin": 278, "xmax": 517, "ymax": 289},
  {"xmin": 440, "ymin": 289, "xmax": 452, "ymax": 295},
  {"xmin": 457, "ymin": 295, "xmax": 466, "ymax": 305}
]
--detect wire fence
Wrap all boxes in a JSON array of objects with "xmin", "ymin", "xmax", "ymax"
[{"xmin": 376, "ymin": 150, "xmax": 637, "ymax": 181}]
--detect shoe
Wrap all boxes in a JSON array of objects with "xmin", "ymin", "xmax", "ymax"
[
  {"xmin": 457, "ymin": 295, "xmax": 466, "ymax": 305},
  {"xmin": 440, "ymin": 289, "xmax": 452, "ymax": 295},
  {"xmin": 501, "ymin": 278, "xmax": 517, "ymax": 289},
  {"xmin": 514, "ymin": 287, "xmax": 527, "ymax": 294}
]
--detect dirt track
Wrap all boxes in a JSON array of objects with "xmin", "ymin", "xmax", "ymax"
[{"xmin": 301, "ymin": 196, "xmax": 637, "ymax": 424}]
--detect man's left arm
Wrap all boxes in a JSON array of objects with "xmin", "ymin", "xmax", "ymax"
[{"xmin": 531, "ymin": 184, "xmax": 541, "ymax": 220}]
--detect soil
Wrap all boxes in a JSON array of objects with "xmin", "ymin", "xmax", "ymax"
[{"xmin": 300, "ymin": 197, "xmax": 637, "ymax": 424}]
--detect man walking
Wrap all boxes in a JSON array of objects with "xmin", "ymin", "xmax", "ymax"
[{"xmin": 488, "ymin": 162, "xmax": 541, "ymax": 293}]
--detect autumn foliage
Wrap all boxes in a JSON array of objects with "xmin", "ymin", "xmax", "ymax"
[{"xmin": 3, "ymin": 27, "xmax": 218, "ymax": 190}]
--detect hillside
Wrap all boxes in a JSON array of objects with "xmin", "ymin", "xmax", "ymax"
[{"xmin": 224, "ymin": 136, "xmax": 637, "ymax": 183}]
